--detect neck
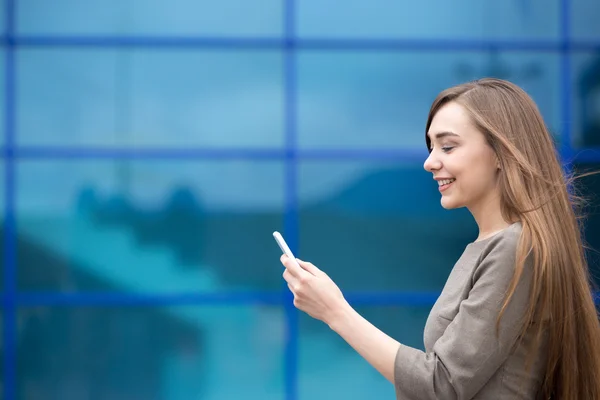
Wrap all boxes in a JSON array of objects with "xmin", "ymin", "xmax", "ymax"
[{"xmin": 469, "ymin": 193, "xmax": 512, "ymax": 242}]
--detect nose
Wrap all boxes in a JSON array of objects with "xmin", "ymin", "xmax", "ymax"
[{"xmin": 423, "ymin": 151, "xmax": 441, "ymax": 172}]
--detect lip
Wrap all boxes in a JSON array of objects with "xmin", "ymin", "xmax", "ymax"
[
  {"xmin": 439, "ymin": 181, "xmax": 453, "ymax": 192},
  {"xmin": 435, "ymin": 178, "xmax": 455, "ymax": 193}
]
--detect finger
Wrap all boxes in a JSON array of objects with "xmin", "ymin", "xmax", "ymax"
[
  {"xmin": 296, "ymin": 259, "xmax": 320, "ymax": 276},
  {"xmin": 282, "ymin": 269, "xmax": 298, "ymax": 287},
  {"xmin": 280, "ymin": 254, "xmax": 309, "ymax": 279}
]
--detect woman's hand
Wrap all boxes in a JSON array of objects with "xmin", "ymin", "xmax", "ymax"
[
  {"xmin": 280, "ymin": 254, "xmax": 400, "ymax": 384},
  {"xmin": 280, "ymin": 254, "xmax": 349, "ymax": 327}
]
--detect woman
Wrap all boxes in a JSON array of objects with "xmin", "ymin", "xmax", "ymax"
[{"xmin": 280, "ymin": 78, "xmax": 600, "ymax": 399}]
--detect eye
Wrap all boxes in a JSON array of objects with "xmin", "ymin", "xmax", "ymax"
[{"xmin": 441, "ymin": 146, "xmax": 455, "ymax": 153}]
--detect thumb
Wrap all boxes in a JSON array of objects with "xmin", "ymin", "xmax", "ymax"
[{"xmin": 297, "ymin": 259, "xmax": 321, "ymax": 276}]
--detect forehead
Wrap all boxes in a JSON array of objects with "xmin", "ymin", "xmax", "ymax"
[{"xmin": 427, "ymin": 102, "xmax": 476, "ymax": 140}]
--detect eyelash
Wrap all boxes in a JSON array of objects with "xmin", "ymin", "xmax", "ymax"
[
  {"xmin": 428, "ymin": 144, "xmax": 456, "ymax": 153},
  {"xmin": 430, "ymin": 145, "xmax": 454, "ymax": 151}
]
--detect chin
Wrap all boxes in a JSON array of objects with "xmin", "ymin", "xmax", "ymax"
[{"xmin": 440, "ymin": 197, "xmax": 462, "ymax": 210}]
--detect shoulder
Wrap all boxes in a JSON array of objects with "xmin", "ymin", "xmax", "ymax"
[
  {"xmin": 472, "ymin": 222, "xmax": 525, "ymax": 282},
  {"xmin": 481, "ymin": 222, "xmax": 522, "ymax": 254}
]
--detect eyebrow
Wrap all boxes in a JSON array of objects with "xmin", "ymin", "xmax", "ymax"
[{"xmin": 427, "ymin": 131, "xmax": 460, "ymax": 141}]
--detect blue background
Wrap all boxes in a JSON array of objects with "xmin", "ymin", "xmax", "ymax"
[{"xmin": 2, "ymin": 1, "xmax": 600, "ymax": 399}]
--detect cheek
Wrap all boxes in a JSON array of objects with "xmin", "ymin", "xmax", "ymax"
[
  {"xmin": 463, "ymin": 158, "xmax": 498, "ymax": 192},
  {"xmin": 444, "ymin": 148, "xmax": 497, "ymax": 187}
]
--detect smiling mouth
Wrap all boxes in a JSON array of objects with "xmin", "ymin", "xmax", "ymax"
[
  {"xmin": 438, "ymin": 178, "xmax": 455, "ymax": 186},
  {"xmin": 438, "ymin": 178, "xmax": 455, "ymax": 191}
]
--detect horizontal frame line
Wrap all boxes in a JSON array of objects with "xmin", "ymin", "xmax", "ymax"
[
  {"xmin": 11, "ymin": 291, "xmax": 286, "ymax": 306},
  {"xmin": 10, "ymin": 36, "xmax": 284, "ymax": 49},
  {"xmin": 5, "ymin": 146, "xmax": 430, "ymax": 161},
  {"xmin": 9, "ymin": 146, "xmax": 289, "ymax": 160},
  {"xmin": 2, "ymin": 146, "xmax": 600, "ymax": 163},
  {"xmin": 1, "ymin": 36, "xmax": 599, "ymax": 51},
  {"xmin": 3, "ymin": 290, "xmax": 600, "ymax": 306},
  {"xmin": 5, "ymin": 291, "xmax": 441, "ymax": 306},
  {"xmin": 297, "ymin": 38, "xmax": 597, "ymax": 52}
]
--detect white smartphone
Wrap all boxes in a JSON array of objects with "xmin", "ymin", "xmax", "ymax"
[{"xmin": 273, "ymin": 231, "xmax": 301, "ymax": 268}]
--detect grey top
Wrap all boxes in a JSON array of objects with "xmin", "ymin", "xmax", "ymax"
[{"xmin": 394, "ymin": 222, "xmax": 547, "ymax": 399}]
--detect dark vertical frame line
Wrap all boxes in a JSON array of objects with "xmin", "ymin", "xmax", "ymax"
[
  {"xmin": 283, "ymin": 1, "xmax": 299, "ymax": 400},
  {"xmin": 3, "ymin": 0, "xmax": 16, "ymax": 399},
  {"xmin": 560, "ymin": 0, "xmax": 573, "ymax": 165}
]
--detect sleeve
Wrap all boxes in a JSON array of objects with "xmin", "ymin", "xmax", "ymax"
[{"xmin": 393, "ymin": 231, "xmax": 534, "ymax": 400}]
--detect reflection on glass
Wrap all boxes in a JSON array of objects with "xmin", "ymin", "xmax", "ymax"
[
  {"xmin": 571, "ymin": 0, "xmax": 600, "ymax": 40},
  {"xmin": 17, "ymin": 49, "xmax": 284, "ymax": 148},
  {"xmin": 17, "ymin": 0, "xmax": 283, "ymax": 37},
  {"xmin": 17, "ymin": 305, "xmax": 285, "ymax": 400},
  {"xmin": 298, "ymin": 305, "xmax": 430, "ymax": 399},
  {"xmin": 297, "ymin": 50, "xmax": 561, "ymax": 149},
  {"xmin": 571, "ymin": 52, "xmax": 600, "ymax": 149},
  {"xmin": 16, "ymin": 160, "xmax": 285, "ymax": 292},
  {"xmin": 298, "ymin": 0, "xmax": 559, "ymax": 40},
  {"xmin": 299, "ymin": 160, "xmax": 479, "ymax": 292}
]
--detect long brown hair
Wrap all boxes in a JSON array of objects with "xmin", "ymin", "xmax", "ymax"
[{"xmin": 425, "ymin": 78, "xmax": 600, "ymax": 399}]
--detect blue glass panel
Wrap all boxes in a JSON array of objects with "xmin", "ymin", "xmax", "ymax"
[
  {"xmin": 298, "ymin": 305, "xmax": 430, "ymax": 399},
  {"xmin": 16, "ymin": 49, "xmax": 284, "ymax": 148},
  {"xmin": 299, "ymin": 160, "xmax": 478, "ymax": 291},
  {"xmin": 571, "ymin": 51, "xmax": 600, "ymax": 149},
  {"xmin": 297, "ymin": 50, "xmax": 561, "ymax": 149},
  {"xmin": 16, "ymin": 160, "xmax": 285, "ymax": 292},
  {"xmin": 16, "ymin": 0, "xmax": 283, "ymax": 37},
  {"xmin": 297, "ymin": 0, "xmax": 559, "ymax": 40},
  {"xmin": 17, "ymin": 305, "xmax": 285, "ymax": 399},
  {"xmin": 571, "ymin": 0, "xmax": 600, "ymax": 40},
  {"xmin": 0, "ymin": 2, "xmax": 5, "ymax": 35}
]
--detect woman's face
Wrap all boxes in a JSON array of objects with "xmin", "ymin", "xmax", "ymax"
[{"xmin": 423, "ymin": 101, "xmax": 500, "ymax": 211}]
